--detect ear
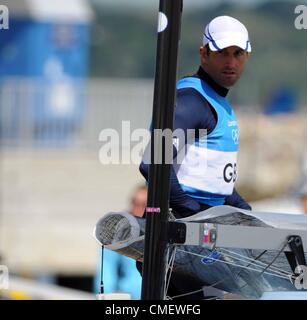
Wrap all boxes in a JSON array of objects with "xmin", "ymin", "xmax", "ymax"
[{"xmin": 199, "ymin": 46, "xmax": 209, "ymax": 66}]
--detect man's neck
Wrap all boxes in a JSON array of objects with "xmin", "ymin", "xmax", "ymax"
[{"xmin": 196, "ymin": 67, "xmax": 229, "ymax": 97}]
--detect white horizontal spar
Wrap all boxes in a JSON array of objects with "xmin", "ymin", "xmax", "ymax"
[{"xmin": 175, "ymin": 222, "xmax": 307, "ymax": 252}]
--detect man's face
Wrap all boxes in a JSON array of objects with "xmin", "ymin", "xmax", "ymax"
[
  {"xmin": 129, "ymin": 189, "xmax": 147, "ymax": 217},
  {"xmin": 200, "ymin": 45, "xmax": 249, "ymax": 88}
]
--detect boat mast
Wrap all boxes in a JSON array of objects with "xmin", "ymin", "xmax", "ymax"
[{"xmin": 141, "ymin": 0, "xmax": 183, "ymax": 300}]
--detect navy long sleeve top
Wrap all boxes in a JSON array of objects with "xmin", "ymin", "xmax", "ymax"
[{"xmin": 140, "ymin": 66, "xmax": 251, "ymax": 217}]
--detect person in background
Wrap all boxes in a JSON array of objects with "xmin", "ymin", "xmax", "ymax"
[
  {"xmin": 128, "ymin": 185, "xmax": 148, "ymax": 217},
  {"xmin": 94, "ymin": 185, "xmax": 147, "ymax": 299},
  {"xmin": 300, "ymin": 185, "xmax": 307, "ymax": 214}
]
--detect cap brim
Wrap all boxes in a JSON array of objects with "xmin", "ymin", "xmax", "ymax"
[{"xmin": 208, "ymin": 36, "xmax": 251, "ymax": 52}]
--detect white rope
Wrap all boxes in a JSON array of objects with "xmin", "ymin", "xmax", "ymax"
[
  {"xmin": 176, "ymin": 248, "xmax": 291, "ymax": 281},
  {"xmin": 164, "ymin": 247, "xmax": 171, "ymax": 299},
  {"xmin": 170, "ymin": 287, "xmax": 204, "ymax": 299},
  {"xmin": 164, "ymin": 246, "xmax": 177, "ymax": 299},
  {"xmin": 219, "ymin": 248, "xmax": 292, "ymax": 277},
  {"xmin": 220, "ymin": 248, "xmax": 290, "ymax": 275}
]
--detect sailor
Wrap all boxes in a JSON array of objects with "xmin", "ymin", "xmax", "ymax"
[
  {"xmin": 140, "ymin": 16, "xmax": 252, "ymax": 218},
  {"xmin": 139, "ymin": 16, "xmax": 253, "ymax": 299}
]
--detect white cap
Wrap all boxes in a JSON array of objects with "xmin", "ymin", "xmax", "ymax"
[{"xmin": 203, "ymin": 16, "xmax": 251, "ymax": 52}]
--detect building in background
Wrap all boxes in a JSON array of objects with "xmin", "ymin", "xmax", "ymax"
[{"xmin": 0, "ymin": 0, "xmax": 93, "ymax": 145}]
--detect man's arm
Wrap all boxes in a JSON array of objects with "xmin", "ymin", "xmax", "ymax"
[
  {"xmin": 139, "ymin": 87, "xmax": 217, "ymax": 217},
  {"xmin": 140, "ymin": 161, "xmax": 201, "ymax": 216}
]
